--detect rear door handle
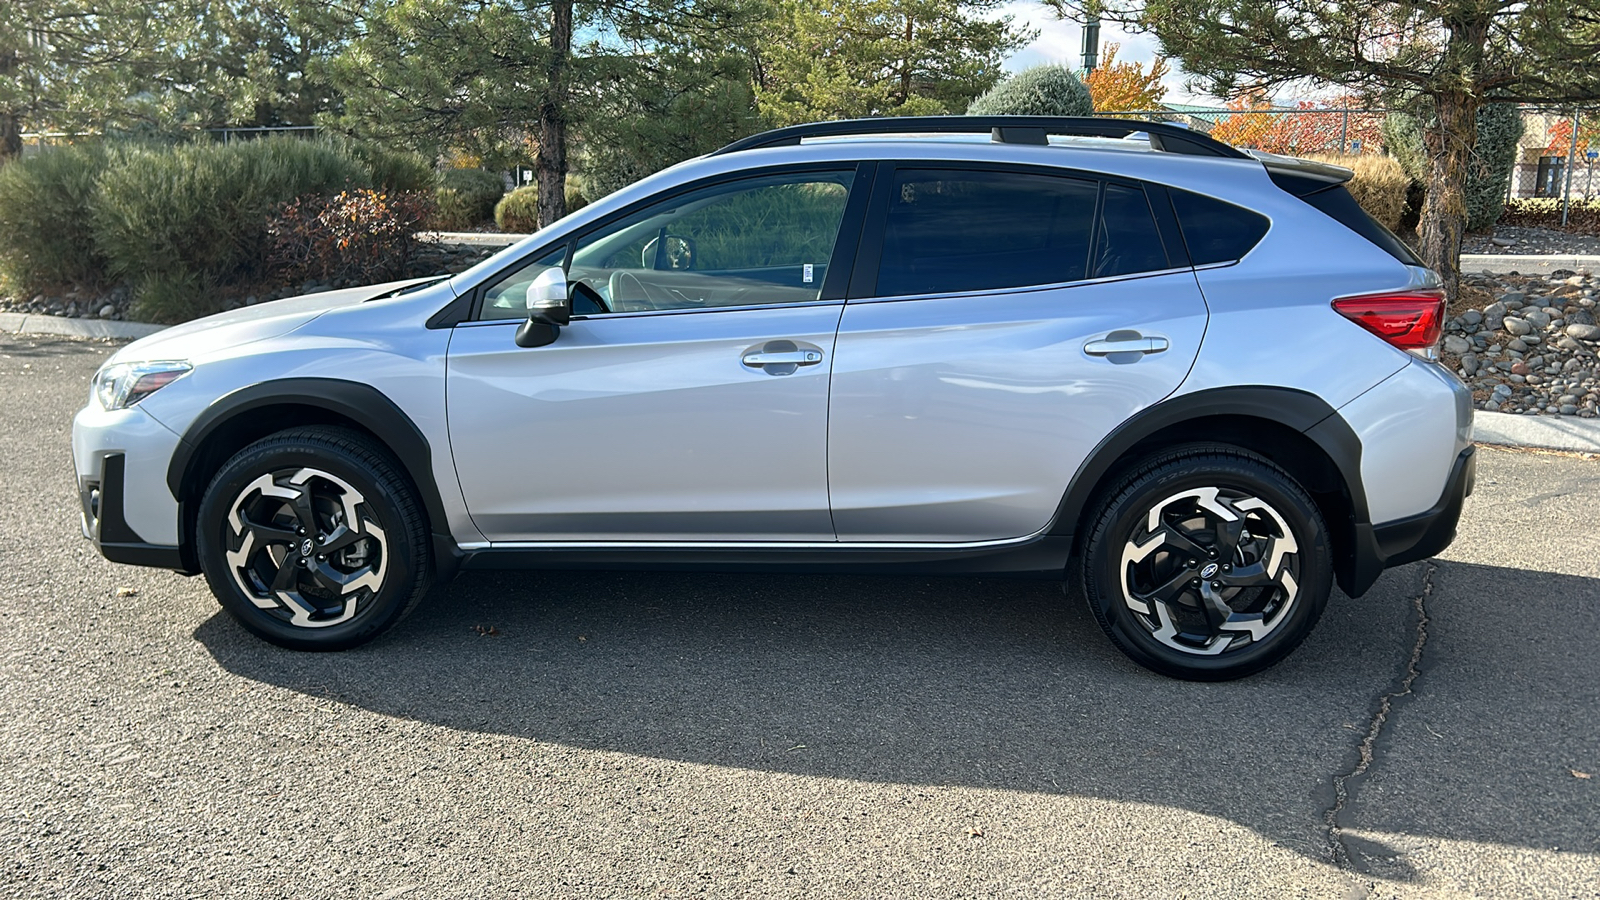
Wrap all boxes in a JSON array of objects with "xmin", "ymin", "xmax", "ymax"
[{"xmin": 1084, "ymin": 332, "xmax": 1170, "ymax": 356}]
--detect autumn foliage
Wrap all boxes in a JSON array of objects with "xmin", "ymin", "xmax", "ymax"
[
  {"xmin": 1083, "ymin": 43, "xmax": 1168, "ymax": 112},
  {"xmin": 1544, "ymin": 116, "xmax": 1600, "ymax": 156},
  {"xmin": 267, "ymin": 190, "xmax": 435, "ymax": 287},
  {"xmin": 1208, "ymin": 94, "xmax": 1383, "ymax": 156}
]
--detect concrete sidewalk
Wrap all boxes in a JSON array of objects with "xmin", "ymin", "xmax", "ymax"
[
  {"xmin": 1474, "ymin": 409, "xmax": 1600, "ymax": 453},
  {"xmin": 1460, "ymin": 253, "xmax": 1599, "ymax": 275},
  {"xmin": 0, "ymin": 312, "xmax": 165, "ymax": 340}
]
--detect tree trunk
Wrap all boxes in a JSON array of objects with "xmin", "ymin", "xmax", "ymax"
[
  {"xmin": 0, "ymin": 112, "xmax": 21, "ymax": 162},
  {"xmin": 0, "ymin": 47, "xmax": 20, "ymax": 162},
  {"xmin": 1418, "ymin": 91, "xmax": 1478, "ymax": 301},
  {"xmin": 537, "ymin": 0, "xmax": 572, "ymax": 229}
]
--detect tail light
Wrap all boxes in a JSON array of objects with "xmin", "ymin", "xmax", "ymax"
[{"xmin": 1331, "ymin": 291, "xmax": 1446, "ymax": 353}]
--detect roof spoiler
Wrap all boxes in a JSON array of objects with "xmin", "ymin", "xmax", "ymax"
[{"xmin": 1251, "ymin": 152, "xmax": 1355, "ymax": 197}]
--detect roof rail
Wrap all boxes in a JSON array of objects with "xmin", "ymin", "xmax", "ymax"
[{"xmin": 709, "ymin": 116, "xmax": 1251, "ymax": 160}]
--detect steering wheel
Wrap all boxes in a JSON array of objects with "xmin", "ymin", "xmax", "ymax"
[
  {"xmin": 569, "ymin": 280, "xmax": 609, "ymax": 315},
  {"xmin": 608, "ymin": 270, "xmax": 659, "ymax": 311}
]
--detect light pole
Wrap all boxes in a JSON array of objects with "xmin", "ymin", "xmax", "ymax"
[{"xmin": 1081, "ymin": 16, "xmax": 1101, "ymax": 74}]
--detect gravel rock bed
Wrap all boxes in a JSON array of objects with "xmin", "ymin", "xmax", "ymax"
[
  {"xmin": 0, "ymin": 241, "xmax": 497, "ymax": 322},
  {"xmin": 1444, "ymin": 270, "xmax": 1600, "ymax": 418},
  {"xmin": 1461, "ymin": 225, "xmax": 1600, "ymax": 256}
]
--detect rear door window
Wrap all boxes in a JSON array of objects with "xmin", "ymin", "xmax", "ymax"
[
  {"xmin": 873, "ymin": 169, "xmax": 1098, "ymax": 297},
  {"xmin": 1093, "ymin": 183, "xmax": 1170, "ymax": 278}
]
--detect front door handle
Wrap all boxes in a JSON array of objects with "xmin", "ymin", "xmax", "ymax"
[
  {"xmin": 741, "ymin": 340, "xmax": 824, "ymax": 375},
  {"xmin": 742, "ymin": 349, "xmax": 823, "ymax": 366},
  {"xmin": 1084, "ymin": 331, "xmax": 1170, "ymax": 357}
]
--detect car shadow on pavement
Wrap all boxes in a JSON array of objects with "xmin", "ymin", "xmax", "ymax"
[{"xmin": 195, "ymin": 560, "xmax": 1600, "ymax": 876}]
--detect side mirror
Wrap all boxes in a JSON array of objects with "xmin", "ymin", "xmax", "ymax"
[{"xmin": 515, "ymin": 268, "xmax": 570, "ymax": 348}]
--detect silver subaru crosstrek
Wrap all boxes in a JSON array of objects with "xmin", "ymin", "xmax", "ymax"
[{"xmin": 73, "ymin": 117, "xmax": 1473, "ymax": 680}]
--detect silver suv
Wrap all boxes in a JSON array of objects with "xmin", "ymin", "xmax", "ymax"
[{"xmin": 72, "ymin": 117, "xmax": 1474, "ymax": 680}]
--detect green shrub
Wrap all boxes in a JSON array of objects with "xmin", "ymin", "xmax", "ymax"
[
  {"xmin": 338, "ymin": 140, "xmax": 436, "ymax": 192},
  {"xmin": 493, "ymin": 182, "xmax": 590, "ymax": 232},
  {"xmin": 967, "ymin": 65, "xmax": 1093, "ymax": 117},
  {"xmin": 267, "ymin": 189, "xmax": 436, "ymax": 286},
  {"xmin": 494, "ymin": 186, "xmax": 540, "ymax": 232},
  {"xmin": 432, "ymin": 168, "xmax": 504, "ymax": 230},
  {"xmin": 1304, "ymin": 153, "xmax": 1411, "ymax": 232},
  {"xmin": 0, "ymin": 143, "xmax": 114, "ymax": 295},
  {"xmin": 94, "ymin": 137, "xmax": 368, "ymax": 323},
  {"xmin": 1383, "ymin": 103, "xmax": 1524, "ymax": 231}
]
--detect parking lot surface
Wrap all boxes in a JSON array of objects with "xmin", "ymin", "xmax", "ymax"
[{"xmin": 2, "ymin": 335, "xmax": 1595, "ymax": 899}]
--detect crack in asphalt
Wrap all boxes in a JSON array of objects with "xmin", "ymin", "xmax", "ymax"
[{"xmin": 1324, "ymin": 560, "xmax": 1437, "ymax": 873}]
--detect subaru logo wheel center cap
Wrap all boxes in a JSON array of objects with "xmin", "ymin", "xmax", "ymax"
[
  {"xmin": 300, "ymin": 538, "xmax": 315, "ymax": 558},
  {"xmin": 1200, "ymin": 562, "xmax": 1220, "ymax": 579}
]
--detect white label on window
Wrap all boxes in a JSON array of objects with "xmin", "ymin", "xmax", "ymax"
[{"xmin": 803, "ymin": 263, "xmax": 814, "ymax": 284}]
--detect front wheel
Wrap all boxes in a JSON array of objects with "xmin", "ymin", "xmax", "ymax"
[
  {"xmin": 195, "ymin": 427, "xmax": 432, "ymax": 651},
  {"xmin": 1080, "ymin": 445, "xmax": 1333, "ymax": 681}
]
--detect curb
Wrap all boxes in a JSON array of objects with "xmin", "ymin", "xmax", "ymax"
[
  {"xmin": 421, "ymin": 231, "xmax": 528, "ymax": 247},
  {"xmin": 0, "ymin": 312, "xmax": 166, "ymax": 340},
  {"xmin": 1475, "ymin": 410, "xmax": 1600, "ymax": 453},
  {"xmin": 1461, "ymin": 253, "xmax": 1600, "ymax": 275}
]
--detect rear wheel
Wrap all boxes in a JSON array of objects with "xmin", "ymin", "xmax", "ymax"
[
  {"xmin": 196, "ymin": 427, "xmax": 431, "ymax": 650},
  {"xmin": 1080, "ymin": 445, "xmax": 1332, "ymax": 680}
]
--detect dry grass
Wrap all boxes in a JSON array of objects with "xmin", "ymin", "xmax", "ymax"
[{"xmin": 1304, "ymin": 153, "xmax": 1411, "ymax": 233}]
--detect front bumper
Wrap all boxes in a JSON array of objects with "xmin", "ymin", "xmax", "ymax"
[
  {"xmin": 78, "ymin": 452, "xmax": 191, "ymax": 571},
  {"xmin": 72, "ymin": 403, "xmax": 194, "ymax": 573},
  {"xmin": 1345, "ymin": 445, "xmax": 1475, "ymax": 595}
]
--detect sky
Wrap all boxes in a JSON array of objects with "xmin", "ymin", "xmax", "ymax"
[{"xmin": 998, "ymin": 2, "xmax": 1214, "ymax": 107}]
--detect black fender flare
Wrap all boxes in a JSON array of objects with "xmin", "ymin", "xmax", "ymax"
[
  {"xmin": 1045, "ymin": 385, "xmax": 1380, "ymax": 595},
  {"xmin": 166, "ymin": 378, "xmax": 462, "ymax": 578}
]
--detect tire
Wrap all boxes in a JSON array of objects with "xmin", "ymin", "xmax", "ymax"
[
  {"xmin": 195, "ymin": 427, "xmax": 432, "ymax": 651},
  {"xmin": 1079, "ymin": 444, "xmax": 1332, "ymax": 681}
]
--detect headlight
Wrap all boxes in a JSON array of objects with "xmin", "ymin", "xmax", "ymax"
[{"xmin": 93, "ymin": 361, "xmax": 192, "ymax": 410}]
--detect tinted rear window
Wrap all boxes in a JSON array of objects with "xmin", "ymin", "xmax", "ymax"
[
  {"xmin": 1094, "ymin": 184, "xmax": 1170, "ymax": 278},
  {"xmin": 875, "ymin": 169, "xmax": 1097, "ymax": 296},
  {"xmin": 1170, "ymin": 189, "xmax": 1271, "ymax": 265},
  {"xmin": 1298, "ymin": 184, "xmax": 1422, "ymax": 266}
]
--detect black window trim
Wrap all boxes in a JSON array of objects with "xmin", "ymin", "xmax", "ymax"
[
  {"xmin": 845, "ymin": 160, "xmax": 1182, "ymax": 303},
  {"xmin": 429, "ymin": 161, "xmax": 877, "ymax": 327}
]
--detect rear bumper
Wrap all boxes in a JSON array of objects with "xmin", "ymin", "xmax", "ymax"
[{"xmin": 1346, "ymin": 445, "xmax": 1475, "ymax": 595}]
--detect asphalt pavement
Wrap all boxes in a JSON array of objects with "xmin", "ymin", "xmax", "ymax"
[{"xmin": 1, "ymin": 334, "xmax": 1595, "ymax": 899}]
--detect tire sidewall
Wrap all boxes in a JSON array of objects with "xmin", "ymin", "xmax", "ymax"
[
  {"xmin": 196, "ymin": 439, "xmax": 422, "ymax": 651},
  {"xmin": 1086, "ymin": 454, "xmax": 1332, "ymax": 680}
]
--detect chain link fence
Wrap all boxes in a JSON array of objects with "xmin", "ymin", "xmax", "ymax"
[
  {"xmin": 18, "ymin": 124, "xmax": 324, "ymax": 156},
  {"xmin": 1508, "ymin": 108, "xmax": 1599, "ymax": 202},
  {"xmin": 1110, "ymin": 105, "xmax": 1600, "ymax": 225},
  {"xmin": 1102, "ymin": 107, "xmax": 1389, "ymax": 156},
  {"xmin": 21, "ymin": 108, "xmax": 1600, "ymax": 219}
]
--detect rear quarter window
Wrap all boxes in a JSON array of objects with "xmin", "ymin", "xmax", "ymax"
[
  {"xmin": 1297, "ymin": 185, "xmax": 1422, "ymax": 266},
  {"xmin": 1169, "ymin": 189, "xmax": 1271, "ymax": 266}
]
